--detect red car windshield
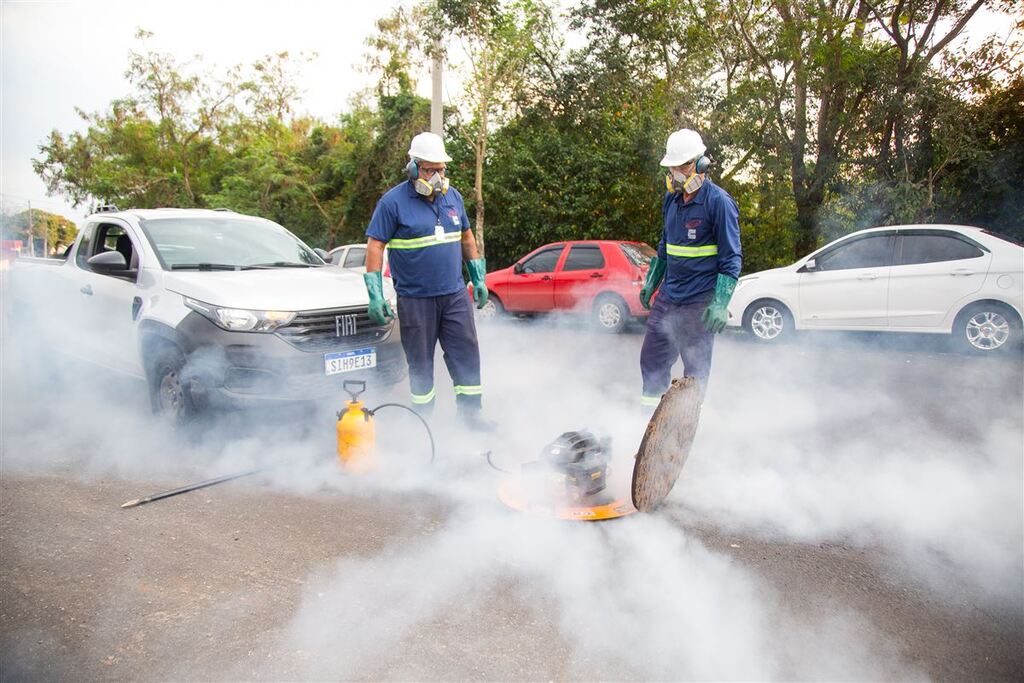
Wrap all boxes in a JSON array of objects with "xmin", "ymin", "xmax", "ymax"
[{"xmin": 619, "ymin": 243, "xmax": 657, "ymax": 267}]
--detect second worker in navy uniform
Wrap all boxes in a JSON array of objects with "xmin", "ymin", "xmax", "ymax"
[
  {"xmin": 363, "ymin": 131, "xmax": 496, "ymax": 432},
  {"xmin": 638, "ymin": 128, "xmax": 742, "ymax": 406}
]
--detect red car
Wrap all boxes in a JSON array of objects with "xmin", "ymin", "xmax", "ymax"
[{"xmin": 476, "ymin": 240, "xmax": 657, "ymax": 332}]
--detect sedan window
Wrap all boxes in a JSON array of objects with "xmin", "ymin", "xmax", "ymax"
[
  {"xmin": 521, "ymin": 247, "xmax": 563, "ymax": 273},
  {"xmin": 899, "ymin": 233, "xmax": 984, "ymax": 265},
  {"xmin": 563, "ymin": 245, "xmax": 605, "ymax": 271},
  {"xmin": 343, "ymin": 247, "xmax": 367, "ymax": 268},
  {"xmin": 817, "ymin": 235, "xmax": 893, "ymax": 271}
]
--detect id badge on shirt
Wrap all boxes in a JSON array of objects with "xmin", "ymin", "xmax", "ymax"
[{"xmin": 434, "ymin": 223, "xmax": 446, "ymax": 242}]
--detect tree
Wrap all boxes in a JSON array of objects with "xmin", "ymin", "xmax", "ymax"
[
  {"xmin": 932, "ymin": 74, "xmax": 1024, "ymax": 241},
  {"xmin": 6, "ymin": 209, "xmax": 78, "ymax": 256},
  {"xmin": 438, "ymin": 0, "xmax": 556, "ymax": 257},
  {"xmin": 32, "ymin": 32, "xmax": 308, "ymax": 212}
]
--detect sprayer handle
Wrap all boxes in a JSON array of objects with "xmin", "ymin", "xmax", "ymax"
[{"xmin": 343, "ymin": 379, "xmax": 367, "ymax": 400}]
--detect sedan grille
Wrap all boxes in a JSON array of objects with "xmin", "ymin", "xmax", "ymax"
[{"xmin": 275, "ymin": 306, "xmax": 391, "ymax": 351}]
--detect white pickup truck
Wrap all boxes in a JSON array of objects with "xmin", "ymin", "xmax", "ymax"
[{"xmin": 9, "ymin": 207, "xmax": 404, "ymax": 422}]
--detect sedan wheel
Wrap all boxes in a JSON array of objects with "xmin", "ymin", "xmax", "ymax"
[
  {"xmin": 478, "ymin": 298, "xmax": 500, "ymax": 320},
  {"xmin": 744, "ymin": 301, "xmax": 791, "ymax": 342},
  {"xmin": 964, "ymin": 310, "xmax": 1011, "ymax": 351},
  {"xmin": 593, "ymin": 296, "xmax": 627, "ymax": 333}
]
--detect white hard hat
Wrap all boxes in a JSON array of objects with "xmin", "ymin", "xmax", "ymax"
[
  {"xmin": 408, "ymin": 132, "xmax": 452, "ymax": 163},
  {"xmin": 660, "ymin": 129, "xmax": 706, "ymax": 167}
]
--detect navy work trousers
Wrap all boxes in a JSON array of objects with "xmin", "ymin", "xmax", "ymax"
[
  {"xmin": 397, "ymin": 289, "xmax": 482, "ymax": 414},
  {"xmin": 640, "ymin": 294, "xmax": 715, "ymax": 402}
]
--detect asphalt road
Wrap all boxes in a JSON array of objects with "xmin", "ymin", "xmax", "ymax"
[{"xmin": 2, "ymin": 318, "xmax": 1022, "ymax": 681}]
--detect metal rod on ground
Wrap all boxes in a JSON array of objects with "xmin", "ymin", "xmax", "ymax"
[{"xmin": 120, "ymin": 467, "xmax": 267, "ymax": 509}]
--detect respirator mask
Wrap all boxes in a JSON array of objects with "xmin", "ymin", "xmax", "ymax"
[
  {"xmin": 415, "ymin": 172, "xmax": 450, "ymax": 197},
  {"xmin": 665, "ymin": 167, "xmax": 705, "ymax": 195}
]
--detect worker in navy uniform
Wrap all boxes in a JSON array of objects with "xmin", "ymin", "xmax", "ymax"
[
  {"xmin": 363, "ymin": 132, "xmax": 495, "ymax": 431},
  {"xmin": 639, "ymin": 128, "xmax": 742, "ymax": 406}
]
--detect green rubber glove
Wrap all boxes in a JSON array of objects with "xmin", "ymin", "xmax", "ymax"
[
  {"xmin": 701, "ymin": 274, "xmax": 737, "ymax": 333},
  {"xmin": 363, "ymin": 271, "xmax": 394, "ymax": 325},
  {"xmin": 639, "ymin": 256, "xmax": 666, "ymax": 310},
  {"xmin": 466, "ymin": 258, "xmax": 488, "ymax": 309}
]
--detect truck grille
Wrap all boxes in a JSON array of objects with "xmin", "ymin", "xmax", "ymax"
[{"xmin": 275, "ymin": 305, "xmax": 392, "ymax": 352}]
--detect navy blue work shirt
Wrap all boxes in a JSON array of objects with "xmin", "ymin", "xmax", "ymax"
[
  {"xmin": 366, "ymin": 181, "xmax": 472, "ymax": 298},
  {"xmin": 656, "ymin": 178, "xmax": 742, "ymax": 304}
]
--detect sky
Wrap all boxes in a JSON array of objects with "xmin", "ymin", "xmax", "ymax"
[
  {"xmin": 0, "ymin": 0, "xmax": 410, "ymax": 224},
  {"xmin": 1, "ymin": 1, "xmax": 1016, "ymax": 228}
]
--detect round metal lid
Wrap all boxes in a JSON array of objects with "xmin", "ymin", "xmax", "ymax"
[{"xmin": 631, "ymin": 376, "xmax": 703, "ymax": 512}]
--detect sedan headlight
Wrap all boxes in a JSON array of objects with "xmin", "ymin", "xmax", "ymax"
[
  {"xmin": 735, "ymin": 276, "xmax": 758, "ymax": 292},
  {"xmin": 184, "ymin": 297, "xmax": 296, "ymax": 332}
]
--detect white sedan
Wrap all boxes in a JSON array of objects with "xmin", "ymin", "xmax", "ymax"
[
  {"xmin": 328, "ymin": 243, "xmax": 367, "ymax": 271},
  {"xmin": 727, "ymin": 224, "xmax": 1023, "ymax": 353}
]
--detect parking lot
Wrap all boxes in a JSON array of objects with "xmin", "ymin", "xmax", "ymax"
[{"xmin": 2, "ymin": 319, "xmax": 1022, "ymax": 681}]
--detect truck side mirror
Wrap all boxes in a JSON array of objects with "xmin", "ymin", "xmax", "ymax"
[
  {"xmin": 514, "ymin": 262, "xmax": 525, "ymax": 274},
  {"xmin": 314, "ymin": 248, "xmax": 330, "ymax": 262},
  {"xmin": 87, "ymin": 250, "xmax": 127, "ymax": 271}
]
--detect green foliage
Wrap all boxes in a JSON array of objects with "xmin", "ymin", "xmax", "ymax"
[
  {"xmin": 470, "ymin": 103, "xmax": 665, "ymax": 269},
  {"xmin": 933, "ymin": 75, "xmax": 1024, "ymax": 242},
  {"xmin": 30, "ymin": 4, "xmax": 1020, "ymax": 267},
  {"xmin": 6, "ymin": 209, "xmax": 78, "ymax": 254}
]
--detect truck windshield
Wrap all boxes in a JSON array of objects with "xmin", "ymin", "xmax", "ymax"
[{"xmin": 139, "ymin": 217, "xmax": 323, "ymax": 269}]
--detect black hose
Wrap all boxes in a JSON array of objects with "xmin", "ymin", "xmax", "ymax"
[
  {"xmin": 120, "ymin": 467, "xmax": 269, "ymax": 509},
  {"xmin": 484, "ymin": 450, "xmax": 513, "ymax": 473},
  {"xmin": 366, "ymin": 403, "xmax": 436, "ymax": 465},
  {"xmin": 122, "ymin": 403, "xmax": 435, "ymax": 509}
]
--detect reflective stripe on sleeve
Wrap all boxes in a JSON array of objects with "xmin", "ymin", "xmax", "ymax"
[{"xmin": 665, "ymin": 244, "xmax": 718, "ymax": 258}]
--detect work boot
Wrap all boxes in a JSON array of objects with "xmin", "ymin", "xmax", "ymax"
[{"xmin": 457, "ymin": 407, "xmax": 498, "ymax": 433}]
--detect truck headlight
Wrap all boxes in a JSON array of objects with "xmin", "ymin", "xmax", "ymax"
[{"xmin": 185, "ymin": 297, "xmax": 296, "ymax": 332}]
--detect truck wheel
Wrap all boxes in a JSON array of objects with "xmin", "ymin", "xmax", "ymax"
[
  {"xmin": 593, "ymin": 294, "xmax": 628, "ymax": 333},
  {"xmin": 149, "ymin": 346, "xmax": 201, "ymax": 425}
]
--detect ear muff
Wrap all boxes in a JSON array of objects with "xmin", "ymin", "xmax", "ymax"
[
  {"xmin": 406, "ymin": 160, "xmax": 419, "ymax": 183},
  {"xmin": 694, "ymin": 155, "xmax": 711, "ymax": 174}
]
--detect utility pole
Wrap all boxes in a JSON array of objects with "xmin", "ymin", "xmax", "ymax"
[
  {"xmin": 431, "ymin": 37, "xmax": 442, "ymax": 135},
  {"xmin": 27, "ymin": 200, "xmax": 34, "ymax": 257}
]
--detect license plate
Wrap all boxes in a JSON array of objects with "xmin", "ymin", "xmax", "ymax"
[{"xmin": 324, "ymin": 347, "xmax": 376, "ymax": 376}]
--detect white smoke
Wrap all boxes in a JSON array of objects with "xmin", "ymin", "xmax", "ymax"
[{"xmin": 2, "ymin": 286, "xmax": 1020, "ymax": 679}]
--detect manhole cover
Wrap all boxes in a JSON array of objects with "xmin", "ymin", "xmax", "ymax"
[{"xmin": 631, "ymin": 376, "xmax": 703, "ymax": 512}]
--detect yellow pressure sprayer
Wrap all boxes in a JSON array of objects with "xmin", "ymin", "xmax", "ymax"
[{"xmin": 337, "ymin": 380, "xmax": 376, "ymax": 472}]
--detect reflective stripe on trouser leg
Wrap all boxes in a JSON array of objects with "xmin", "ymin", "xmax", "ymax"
[
  {"xmin": 640, "ymin": 294, "xmax": 716, "ymax": 402},
  {"xmin": 437, "ymin": 289, "xmax": 483, "ymax": 411},
  {"xmin": 411, "ymin": 387, "xmax": 436, "ymax": 405},
  {"xmin": 398, "ymin": 295, "xmax": 442, "ymax": 415}
]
